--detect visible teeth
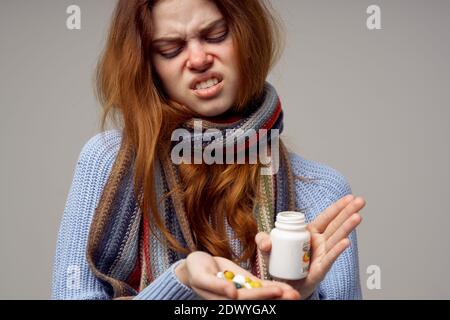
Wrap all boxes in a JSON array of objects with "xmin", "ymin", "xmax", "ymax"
[{"xmin": 195, "ymin": 78, "xmax": 219, "ymax": 90}]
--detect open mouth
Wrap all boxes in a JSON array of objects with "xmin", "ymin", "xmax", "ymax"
[
  {"xmin": 192, "ymin": 78, "xmax": 224, "ymax": 99},
  {"xmin": 195, "ymin": 78, "xmax": 222, "ymax": 90}
]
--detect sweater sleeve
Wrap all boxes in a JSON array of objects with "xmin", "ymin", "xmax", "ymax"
[
  {"xmin": 51, "ymin": 131, "xmax": 198, "ymax": 300},
  {"xmin": 290, "ymin": 153, "xmax": 363, "ymax": 300},
  {"xmin": 133, "ymin": 259, "xmax": 199, "ymax": 300}
]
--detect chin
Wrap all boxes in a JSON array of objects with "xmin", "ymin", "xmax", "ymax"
[{"xmin": 190, "ymin": 103, "xmax": 232, "ymax": 118}]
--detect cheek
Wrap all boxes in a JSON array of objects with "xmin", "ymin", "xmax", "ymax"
[
  {"xmin": 220, "ymin": 41, "xmax": 239, "ymax": 75},
  {"xmin": 152, "ymin": 58, "xmax": 180, "ymax": 89},
  {"xmin": 220, "ymin": 41, "xmax": 234, "ymax": 59}
]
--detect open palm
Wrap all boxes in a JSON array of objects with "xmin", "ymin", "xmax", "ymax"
[
  {"xmin": 180, "ymin": 251, "xmax": 301, "ymax": 300},
  {"xmin": 255, "ymin": 194, "xmax": 365, "ymax": 299}
]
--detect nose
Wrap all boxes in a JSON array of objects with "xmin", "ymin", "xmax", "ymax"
[{"xmin": 186, "ymin": 42, "xmax": 213, "ymax": 71}]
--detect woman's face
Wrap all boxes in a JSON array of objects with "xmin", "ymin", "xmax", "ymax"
[{"xmin": 150, "ymin": 0, "xmax": 240, "ymax": 117}]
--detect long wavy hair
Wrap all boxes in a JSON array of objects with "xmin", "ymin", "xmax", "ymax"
[{"xmin": 95, "ymin": 0, "xmax": 286, "ymax": 264}]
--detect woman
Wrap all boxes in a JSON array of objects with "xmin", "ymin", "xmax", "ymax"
[{"xmin": 52, "ymin": 0, "xmax": 365, "ymax": 300}]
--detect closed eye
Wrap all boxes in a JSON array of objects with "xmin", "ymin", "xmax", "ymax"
[
  {"xmin": 158, "ymin": 29, "xmax": 229, "ymax": 59},
  {"xmin": 160, "ymin": 46, "xmax": 184, "ymax": 59},
  {"xmin": 205, "ymin": 29, "xmax": 229, "ymax": 43}
]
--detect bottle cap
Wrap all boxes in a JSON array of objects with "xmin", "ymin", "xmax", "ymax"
[{"xmin": 274, "ymin": 211, "xmax": 307, "ymax": 230}]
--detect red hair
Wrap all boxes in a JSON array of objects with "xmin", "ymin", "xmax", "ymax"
[{"xmin": 95, "ymin": 0, "xmax": 285, "ymax": 264}]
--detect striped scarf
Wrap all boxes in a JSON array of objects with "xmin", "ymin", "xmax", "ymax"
[{"xmin": 86, "ymin": 82, "xmax": 297, "ymax": 299}]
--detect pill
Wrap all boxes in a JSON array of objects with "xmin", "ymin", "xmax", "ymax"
[
  {"xmin": 232, "ymin": 274, "xmax": 246, "ymax": 285},
  {"xmin": 216, "ymin": 271, "xmax": 262, "ymax": 289},
  {"xmin": 223, "ymin": 270, "xmax": 234, "ymax": 280}
]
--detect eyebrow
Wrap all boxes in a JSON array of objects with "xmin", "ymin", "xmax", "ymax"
[{"xmin": 152, "ymin": 18, "xmax": 227, "ymax": 45}]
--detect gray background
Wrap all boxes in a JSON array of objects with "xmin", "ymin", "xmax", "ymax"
[{"xmin": 1, "ymin": 0, "xmax": 449, "ymax": 299}]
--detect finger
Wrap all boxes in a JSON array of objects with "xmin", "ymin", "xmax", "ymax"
[
  {"xmin": 254, "ymin": 233, "xmax": 271, "ymax": 270},
  {"xmin": 255, "ymin": 232, "xmax": 271, "ymax": 252},
  {"xmin": 321, "ymin": 238, "xmax": 351, "ymax": 273},
  {"xmin": 185, "ymin": 252, "xmax": 237, "ymax": 298},
  {"xmin": 309, "ymin": 194, "xmax": 355, "ymax": 233},
  {"xmin": 194, "ymin": 287, "xmax": 233, "ymax": 300},
  {"xmin": 197, "ymin": 282, "xmax": 284, "ymax": 300},
  {"xmin": 236, "ymin": 285, "xmax": 283, "ymax": 300},
  {"xmin": 326, "ymin": 213, "xmax": 362, "ymax": 249},
  {"xmin": 323, "ymin": 197, "xmax": 365, "ymax": 239},
  {"xmin": 262, "ymin": 280, "xmax": 301, "ymax": 300},
  {"xmin": 190, "ymin": 269, "xmax": 237, "ymax": 299}
]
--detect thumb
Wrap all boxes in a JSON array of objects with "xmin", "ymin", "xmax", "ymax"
[{"xmin": 255, "ymin": 232, "xmax": 272, "ymax": 252}]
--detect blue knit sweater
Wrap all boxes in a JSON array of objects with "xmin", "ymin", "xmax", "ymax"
[{"xmin": 51, "ymin": 130, "xmax": 362, "ymax": 300}]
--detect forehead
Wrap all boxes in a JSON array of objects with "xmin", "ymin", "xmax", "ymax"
[{"xmin": 151, "ymin": 0, "xmax": 223, "ymax": 37}]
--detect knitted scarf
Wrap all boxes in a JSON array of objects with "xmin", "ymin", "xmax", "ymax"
[{"xmin": 86, "ymin": 82, "xmax": 297, "ymax": 299}]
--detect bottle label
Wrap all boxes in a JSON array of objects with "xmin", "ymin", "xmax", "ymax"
[{"xmin": 302, "ymin": 241, "xmax": 311, "ymax": 274}]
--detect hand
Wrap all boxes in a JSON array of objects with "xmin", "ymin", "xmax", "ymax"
[
  {"xmin": 175, "ymin": 251, "xmax": 301, "ymax": 300},
  {"xmin": 255, "ymin": 194, "xmax": 365, "ymax": 299}
]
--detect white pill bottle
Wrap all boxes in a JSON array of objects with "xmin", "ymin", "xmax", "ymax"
[{"xmin": 269, "ymin": 211, "xmax": 311, "ymax": 280}]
